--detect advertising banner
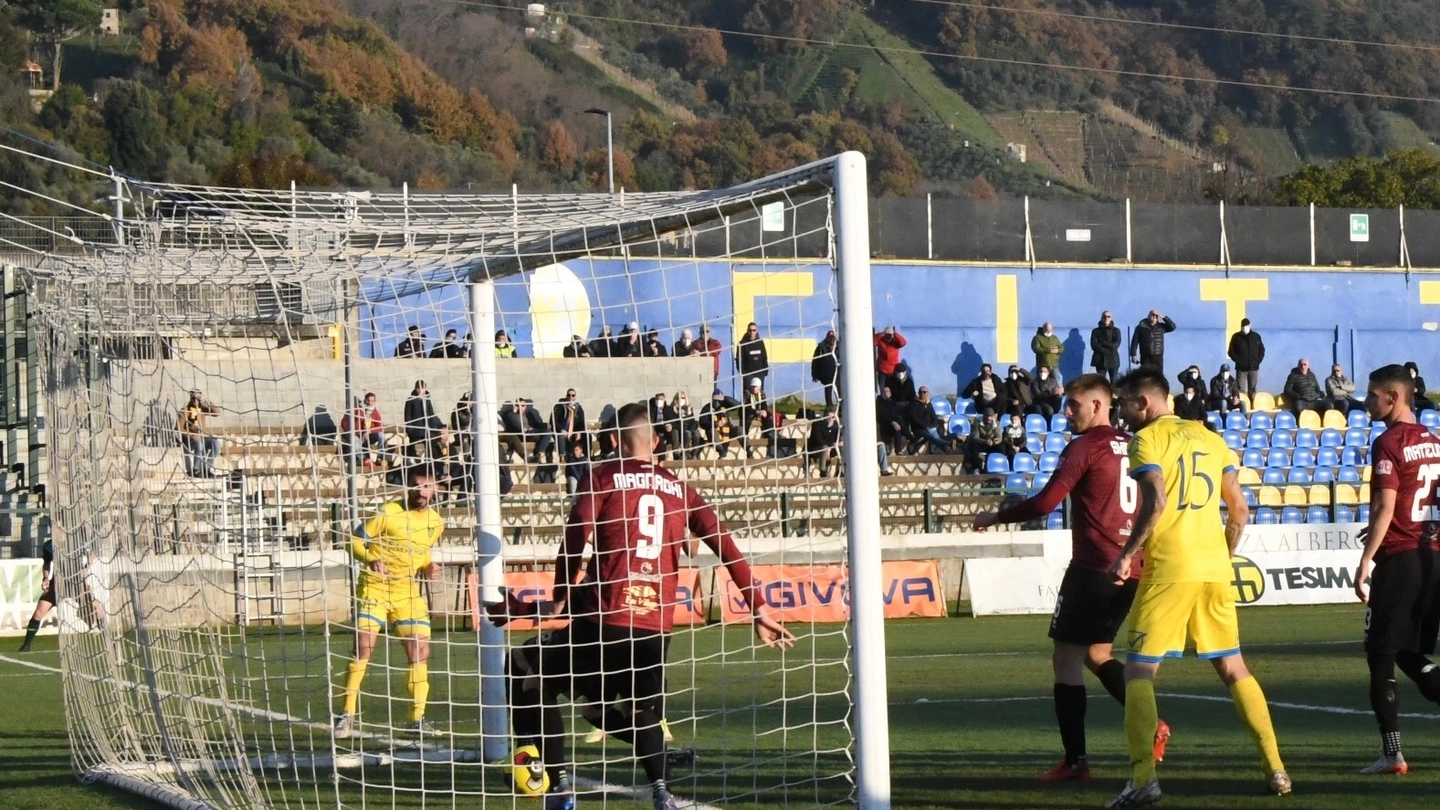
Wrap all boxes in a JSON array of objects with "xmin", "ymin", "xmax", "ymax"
[
  {"xmin": 0, "ymin": 559, "xmax": 47, "ymax": 638},
  {"xmin": 714, "ymin": 560, "xmax": 947, "ymax": 623},
  {"xmin": 479, "ymin": 568, "xmax": 706, "ymax": 631}
]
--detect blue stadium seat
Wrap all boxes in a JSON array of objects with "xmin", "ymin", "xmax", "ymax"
[
  {"xmin": 1292, "ymin": 449, "xmax": 1317, "ymax": 468},
  {"xmin": 1246, "ymin": 430, "xmax": 1270, "ymax": 448},
  {"xmin": 1265, "ymin": 449, "xmax": 1290, "ymax": 468},
  {"xmin": 1242, "ymin": 447, "xmax": 1265, "ymax": 468},
  {"xmin": 1306, "ymin": 506, "xmax": 1331, "ymax": 524},
  {"xmin": 1256, "ymin": 507, "xmax": 1279, "ymax": 525},
  {"xmin": 948, "ymin": 414, "xmax": 971, "ymax": 437},
  {"xmin": 1320, "ymin": 428, "xmax": 1344, "ymax": 448},
  {"xmin": 1050, "ymin": 414, "xmax": 1069, "ymax": 433},
  {"xmin": 1225, "ymin": 411, "xmax": 1249, "ymax": 431},
  {"xmin": 1243, "ymin": 487, "xmax": 1259, "ymax": 507},
  {"xmin": 1345, "ymin": 428, "xmax": 1368, "ymax": 446},
  {"xmin": 1250, "ymin": 412, "xmax": 1274, "ymax": 431},
  {"xmin": 1046, "ymin": 511, "xmax": 1065, "ymax": 530},
  {"xmin": 1275, "ymin": 411, "xmax": 1298, "ymax": 430},
  {"xmin": 956, "ymin": 397, "xmax": 976, "ymax": 415},
  {"xmin": 1033, "ymin": 471, "xmax": 1053, "ymax": 489},
  {"xmin": 1338, "ymin": 466, "xmax": 1362, "ymax": 483},
  {"xmin": 1004, "ymin": 472, "xmax": 1030, "ymax": 492},
  {"xmin": 1026, "ymin": 434, "xmax": 1044, "ymax": 455},
  {"xmin": 1316, "ymin": 447, "xmax": 1340, "ymax": 467},
  {"xmin": 1223, "ymin": 429, "xmax": 1244, "ymax": 450},
  {"xmin": 1206, "ymin": 412, "xmax": 1224, "ymax": 432},
  {"xmin": 1372, "ymin": 423, "xmax": 1387, "ymax": 440},
  {"xmin": 1262, "ymin": 467, "xmax": 1287, "ymax": 485},
  {"xmin": 932, "ymin": 397, "xmax": 954, "ymax": 421},
  {"xmin": 1271, "ymin": 430, "xmax": 1295, "ymax": 449},
  {"xmin": 1025, "ymin": 414, "xmax": 1049, "ymax": 435},
  {"xmin": 1044, "ymin": 433, "xmax": 1068, "ymax": 453},
  {"xmin": 1334, "ymin": 504, "xmax": 1355, "ymax": 523},
  {"xmin": 1012, "ymin": 453, "xmax": 1038, "ymax": 473},
  {"xmin": 1348, "ymin": 409, "xmax": 1369, "ymax": 428},
  {"xmin": 1358, "ymin": 505, "xmax": 1371, "ymax": 523},
  {"xmin": 1423, "ymin": 410, "xmax": 1440, "ymax": 429},
  {"xmin": 1340, "ymin": 446, "xmax": 1364, "ymax": 466},
  {"xmin": 1288, "ymin": 467, "xmax": 1313, "ymax": 484},
  {"xmin": 1281, "ymin": 506, "xmax": 1304, "ymax": 524},
  {"xmin": 1295, "ymin": 429, "xmax": 1318, "ymax": 448},
  {"xmin": 1311, "ymin": 466, "xmax": 1336, "ymax": 484},
  {"xmin": 1039, "ymin": 451, "xmax": 1061, "ymax": 473},
  {"xmin": 986, "ymin": 453, "xmax": 1010, "ymax": 474}
]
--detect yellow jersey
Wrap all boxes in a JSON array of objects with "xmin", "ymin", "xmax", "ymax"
[
  {"xmin": 1128, "ymin": 414, "xmax": 1237, "ymax": 583},
  {"xmin": 351, "ymin": 502, "xmax": 444, "ymax": 590}
]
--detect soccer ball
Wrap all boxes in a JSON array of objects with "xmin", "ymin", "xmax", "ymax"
[{"xmin": 510, "ymin": 744, "xmax": 550, "ymax": 796}]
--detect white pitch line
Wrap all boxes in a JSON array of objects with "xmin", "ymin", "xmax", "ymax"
[{"xmin": 1159, "ymin": 692, "xmax": 1440, "ymax": 720}]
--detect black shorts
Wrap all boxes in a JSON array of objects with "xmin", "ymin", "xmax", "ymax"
[
  {"xmin": 1365, "ymin": 548, "xmax": 1440, "ymax": 655},
  {"xmin": 39, "ymin": 579, "xmax": 56, "ymax": 606},
  {"xmin": 521, "ymin": 619, "xmax": 668, "ymax": 707},
  {"xmin": 1048, "ymin": 566, "xmax": 1139, "ymax": 646}
]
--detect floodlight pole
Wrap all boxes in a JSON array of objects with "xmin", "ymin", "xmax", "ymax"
[
  {"xmin": 584, "ymin": 108, "xmax": 614, "ymax": 194},
  {"xmin": 834, "ymin": 150, "xmax": 892, "ymax": 810},
  {"xmin": 469, "ymin": 279, "xmax": 508, "ymax": 762}
]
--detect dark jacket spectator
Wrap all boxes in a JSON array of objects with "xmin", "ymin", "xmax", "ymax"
[
  {"xmin": 403, "ymin": 380, "xmax": 444, "ymax": 455},
  {"xmin": 736, "ymin": 322, "xmax": 769, "ymax": 386},
  {"xmin": 907, "ymin": 388, "xmax": 949, "ymax": 454},
  {"xmin": 965, "ymin": 409, "xmax": 1005, "ymax": 473},
  {"xmin": 1030, "ymin": 324, "xmax": 1063, "ymax": 371},
  {"xmin": 1030, "ymin": 367, "xmax": 1062, "ymax": 419},
  {"xmin": 1177, "ymin": 365, "xmax": 1204, "ymax": 394},
  {"xmin": 806, "ymin": 409, "xmax": 842, "ymax": 475},
  {"xmin": 500, "ymin": 398, "xmax": 553, "ymax": 460},
  {"xmin": 700, "ymin": 388, "xmax": 741, "ymax": 457},
  {"xmin": 649, "ymin": 392, "xmax": 679, "ymax": 454},
  {"xmin": 875, "ymin": 386, "xmax": 909, "ymax": 454},
  {"xmin": 886, "ymin": 364, "xmax": 918, "ymax": 404},
  {"xmin": 643, "ymin": 330, "xmax": 668, "ymax": 358},
  {"xmin": 430, "ymin": 329, "xmax": 467, "ymax": 359},
  {"xmin": 1209, "ymin": 366, "xmax": 1245, "ymax": 414},
  {"xmin": 551, "ymin": 389, "xmax": 587, "ymax": 459},
  {"xmin": 1002, "ymin": 366, "xmax": 1034, "ymax": 417},
  {"xmin": 1129, "ymin": 311, "xmax": 1176, "ymax": 373},
  {"xmin": 613, "ymin": 323, "xmax": 643, "ymax": 358},
  {"xmin": 696, "ymin": 326, "xmax": 723, "ymax": 380},
  {"xmin": 671, "ymin": 391, "xmax": 701, "ymax": 459},
  {"xmin": 1283, "ymin": 360, "xmax": 1329, "ymax": 414},
  {"xmin": 811, "ymin": 330, "xmax": 840, "ymax": 407},
  {"xmin": 563, "ymin": 335, "xmax": 593, "ymax": 358},
  {"xmin": 962, "ymin": 364, "xmax": 1006, "ymax": 412},
  {"xmin": 589, "ymin": 326, "xmax": 615, "ymax": 358},
  {"xmin": 1002, "ymin": 415, "xmax": 1027, "ymax": 456},
  {"xmin": 1405, "ymin": 361, "xmax": 1435, "ymax": 411},
  {"xmin": 1175, "ymin": 386, "xmax": 1208, "ymax": 422},
  {"xmin": 1227, "ymin": 320, "xmax": 1265, "ymax": 371},
  {"xmin": 873, "ymin": 326, "xmax": 906, "ymax": 379},
  {"xmin": 395, "ymin": 327, "xmax": 425, "ymax": 358},
  {"xmin": 673, "ymin": 329, "xmax": 696, "ymax": 358},
  {"xmin": 742, "ymin": 379, "xmax": 778, "ymax": 458},
  {"xmin": 1089, "ymin": 312, "xmax": 1122, "ymax": 381}
]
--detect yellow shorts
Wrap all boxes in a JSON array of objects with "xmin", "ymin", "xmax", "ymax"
[
  {"xmin": 356, "ymin": 582, "xmax": 431, "ymax": 638},
  {"xmin": 1124, "ymin": 580, "xmax": 1240, "ymax": 663}
]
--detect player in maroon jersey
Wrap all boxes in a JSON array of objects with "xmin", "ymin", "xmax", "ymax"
[
  {"xmin": 1355, "ymin": 364, "xmax": 1440, "ymax": 775},
  {"xmin": 497, "ymin": 402, "xmax": 794, "ymax": 810},
  {"xmin": 974, "ymin": 374, "xmax": 1167, "ymax": 780}
]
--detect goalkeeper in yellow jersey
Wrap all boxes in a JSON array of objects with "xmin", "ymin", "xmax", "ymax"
[{"xmin": 334, "ymin": 464, "xmax": 445, "ymax": 735}]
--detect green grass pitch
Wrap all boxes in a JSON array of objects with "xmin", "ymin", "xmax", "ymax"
[{"xmin": 4, "ymin": 604, "xmax": 1440, "ymax": 809}]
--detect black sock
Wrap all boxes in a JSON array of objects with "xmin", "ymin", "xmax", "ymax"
[
  {"xmin": 1054, "ymin": 683, "xmax": 1088, "ymax": 766},
  {"xmin": 513, "ymin": 685, "xmax": 567, "ymax": 784},
  {"xmin": 1368, "ymin": 652, "xmax": 1401, "ymax": 747},
  {"xmin": 1093, "ymin": 659, "xmax": 1127, "ymax": 705},
  {"xmin": 20, "ymin": 619, "xmax": 39, "ymax": 649},
  {"xmin": 602, "ymin": 707, "xmax": 668, "ymax": 783}
]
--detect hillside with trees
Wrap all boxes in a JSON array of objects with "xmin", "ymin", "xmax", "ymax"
[{"xmin": 4, "ymin": 0, "xmax": 1440, "ymax": 210}]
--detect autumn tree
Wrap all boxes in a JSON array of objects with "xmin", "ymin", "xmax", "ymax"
[
  {"xmin": 540, "ymin": 120, "xmax": 577, "ymax": 171},
  {"xmin": 742, "ymin": 0, "xmax": 841, "ymax": 52},
  {"xmin": 10, "ymin": 0, "xmax": 103, "ymax": 90}
]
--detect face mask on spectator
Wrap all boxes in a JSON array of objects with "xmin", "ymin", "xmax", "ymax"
[
  {"xmin": 1242, "ymin": 325, "xmax": 1251, "ymax": 334},
  {"xmin": 1223, "ymin": 370, "xmax": 1231, "ymax": 379},
  {"xmin": 1039, "ymin": 369, "xmax": 1049, "ymax": 379}
]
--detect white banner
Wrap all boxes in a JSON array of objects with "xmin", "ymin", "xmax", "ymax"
[
  {"xmin": 966, "ymin": 556, "xmax": 1067, "ymax": 616},
  {"xmin": 0, "ymin": 559, "xmax": 51, "ymax": 638}
]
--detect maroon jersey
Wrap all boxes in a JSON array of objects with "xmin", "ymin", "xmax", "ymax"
[
  {"xmin": 993, "ymin": 425, "xmax": 1138, "ymax": 576},
  {"xmin": 554, "ymin": 458, "xmax": 762, "ymax": 632},
  {"xmin": 1370, "ymin": 422, "xmax": 1440, "ymax": 559}
]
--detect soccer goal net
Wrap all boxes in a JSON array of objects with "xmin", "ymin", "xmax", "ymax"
[{"xmin": 1, "ymin": 146, "xmax": 890, "ymax": 810}]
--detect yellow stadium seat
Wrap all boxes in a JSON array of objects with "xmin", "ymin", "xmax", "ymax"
[
  {"xmin": 1251, "ymin": 392, "xmax": 1277, "ymax": 412},
  {"xmin": 1334, "ymin": 484, "xmax": 1359, "ymax": 505},
  {"xmin": 1359, "ymin": 483, "xmax": 1371, "ymax": 503},
  {"xmin": 1298, "ymin": 410, "xmax": 1322, "ymax": 430},
  {"xmin": 1275, "ymin": 393, "xmax": 1291, "ymax": 412},
  {"xmin": 1238, "ymin": 467, "xmax": 1261, "ymax": 486},
  {"xmin": 1239, "ymin": 392, "xmax": 1252, "ymax": 411},
  {"xmin": 1362, "ymin": 465, "xmax": 1371, "ymax": 482},
  {"xmin": 1322, "ymin": 410, "xmax": 1348, "ymax": 430},
  {"xmin": 1309, "ymin": 485, "xmax": 1331, "ymax": 506},
  {"xmin": 1283, "ymin": 485, "xmax": 1308, "ymax": 506},
  {"xmin": 1258, "ymin": 485, "xmax": 1284, "ymax": 507}
]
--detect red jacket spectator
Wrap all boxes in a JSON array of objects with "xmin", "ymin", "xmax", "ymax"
[
  {"xmin": 697, "ymin": 325, "xmax": 723, "ymax": 380},
  {"xmin": 873, "ymin": 327, "xmax": 907, "ymax": 376}
]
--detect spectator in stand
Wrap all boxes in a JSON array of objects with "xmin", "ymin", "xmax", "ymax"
[
  {"xmin": 1283, "ymin": 358, "xmax": 1331, "ymax": 414},
  {"xmin": 1090, "ymin": 311, "xmax": 1122, "ymax": 384},
  {"xmin": 963, "ymin": 363, "xmax": 1006, "ymax": 414},
  {"xmin": 500, "ymin": 397, "xmax": 554, "ymax": 463},
  {"xmin": 737, "ymin": 322, "xmax": 770, "ymax": 390},
  {"xmin": 1406, "ymin": 361, "xmax": 1436, "ymax": 412},
  {"xmin": 1227, "ymin": 318, "xmax": 1265, "ymax": 400},
  {"xmin": 806, "ymin": 407, "xmax": 842, "ymax": 476},
  {"xmin": 1325, "ymin": 364, "xmax": 1360, "ymax": 413},
  {"xmin": 873, "ymin": 325, "xmax": 906, "ymax": 392},
  {"xmin": 673, "ymin": 329, "xmax": 696, "ymax": 358},
  {"xmin": 1030, "ymin": 366, "xmax": 1063, "ymax": 419},
  {"xmin": 886, "ymin": 362, "xmax": 918, "ymax": 404},
  {"xmin": 563, "ymin": 334, "xmax": 592, "ymax": 358},
  {"xmin": 700, "ymin": 387, "xmax": 740, "ymax": 458},
  {"xmin": 1175, "ymin": 383, "xmax": 1208, "ymax": 423},
  {"xmin": 588, "ymin": 326, "xmax": 615, "ymax": 358},
  {"xmin": 643, "ymin": 329, "xmax": 667, "ymax": 357},
  {"xmin": 650, "ymin": 391, "xmax": 678, "ymax": 457},
  {"xmin": 672, "ymin": 391, "xmax": 700, "ymax": 459},
  {"xmin": 404, "ymin": 380, "xmax": 446, "ymax": 458},
  {"xmin": 562, "ymin": 438, "xmax": 590, "ymax": 494},
  {"xmin": 491, "ymin": 330, "xmax": 514, "ymax": 359},
  {"xmin": 1177, "ymin": 364, "xmax": 1204, "ymax": 395},
  {"xmin": 551, "ymin": 388, "xmax": 587, "ymax": 464},
  {"xmin": 180, "ymin": 389, "xmax": 221, "ymax": 478},
  {"xmin": 1003, "ymin": 365, "xmax": 1034, "ymax": 417},
  {"xmin": 429, "ymin": 329, "xmax": 465, "ymax": 359},
  {"xmin": 1129, "ymin": 309, "xmax": 1176, "ymax": 374},
  {"xmin": 449, "ymin": 392, "xmax": 475, "ymax": 462},
  {"xmin": 876, "ymin": 385, "xmax": 909, "ymax": 456},
  {"xmin": 595, "ymin": 405, "xmax": 619, "ymax": 460},
  {"xmin": 742, "ymin": 377, "xmax": 778, "ymax": 459},
  {"xmin": 909, "ymin": 387, "xmax": 950, "ymax": 455},
  {"xmin": 812, "ymin": 329, "xmax": 840, "ymax": 409},
  {"xmin": 965, "ymin": 408, "xmax": 1005, "ymax": 473},
  {"xmin": 697, "ymin": 325, "xmax": 723, "ymax": 380},
  {"xmin": 343, "ymin": 392, "xmax": 390, "ymax": 470},
  {"xmin": 395, "ymin": 325, "xmax": 425, "ymax": 358},
  {"xmin": 1210, "ymin": 364, "xmax": 1246, "ymax": 415},
  {"xmin": 1032, "ymin": 322, "xmax": 1063, "ymax": 375},
  {"xmin": 613, "ymin": 322, "xmax": 643, "ymax": 358},
  {"xmin": 1002, "ymin": 414, "xmax": 1027, "ymax": 461}
]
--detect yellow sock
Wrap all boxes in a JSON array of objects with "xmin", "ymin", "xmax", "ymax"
[
  {"xmin": 408, "ymin": 662, "xmax": 430, "ymax": 722},
  {"xmin": 342, "ymin": 659, "xmax": 369, "ymax": 715},
  {"xmin": 1125, "ymin": 678, "xmax": 1159, "ymax": 785},
  {"xmin": 1231, "ymin": 676, "xmax": 1284, "ymax": 774}
]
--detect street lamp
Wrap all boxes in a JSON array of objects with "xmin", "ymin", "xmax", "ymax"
[{"xmin": 583, "ymin": 107, "xmax": 614, "ymax": 194}]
